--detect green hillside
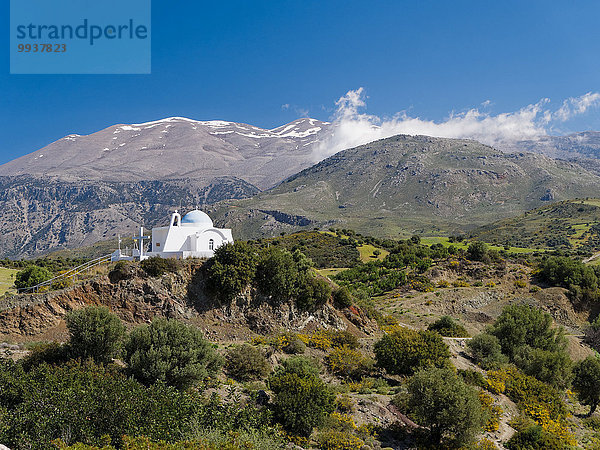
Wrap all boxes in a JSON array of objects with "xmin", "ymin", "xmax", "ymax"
[{"xmin": 473, "ymin": 198, "xmax": 600, "ymax": 252}]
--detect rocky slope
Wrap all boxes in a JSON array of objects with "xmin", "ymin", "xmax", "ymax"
[
  {"xmin": 0, "ymin": 175, "xmax": 258, "ymax": 258},
  {"xmin": 0, "ymin": 263, "xmax": 362, "ymax": 342},
  {"xmin": 211, "ymin": 134, "xmax": 600, "ymax": 239}
]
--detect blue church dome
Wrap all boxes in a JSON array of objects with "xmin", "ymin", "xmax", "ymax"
[{"xmin": 181, "ymin": 209, "xmax": 214, "ymax": 227}]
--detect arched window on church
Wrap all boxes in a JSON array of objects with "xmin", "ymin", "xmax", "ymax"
[{"xmin": 208, "ymin": 239, "xmax": 214, "ymax": 250}]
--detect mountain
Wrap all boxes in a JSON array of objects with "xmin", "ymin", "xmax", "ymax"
[
  {"xmin": 501, "ymin": 131, "xmax": 600, "ymax": 160},
  {"xmin": 210, "ymin": 135, "xmax": 600, "ymax": 239},
  {"xmin": 0, "ymin": 117, "xmax": 331, "ymax": 190},
  {"xmin": 0, "ymin": 175, "xmax": 258, "ymax": 258},
  {"xmin": 0, "ymin": 116, "xmax": 332, "ymax": 258}
]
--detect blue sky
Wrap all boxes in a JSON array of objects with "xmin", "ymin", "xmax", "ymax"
[{"xmin": 2, "ymin": 0, "xmax": 600, "ymax": 164}]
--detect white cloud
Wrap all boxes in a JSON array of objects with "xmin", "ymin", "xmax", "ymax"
[
  {"xmin": 554, "ymin": 92, "xmax": 600, "ymax": 122},
  {"xmin": 312, "ymin": 88, "xmax": 600, "ymax": 161}
]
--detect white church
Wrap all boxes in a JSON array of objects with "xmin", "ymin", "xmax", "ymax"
[{"xmin": 111, "ymin": 209, "xmax": 234, "ymax": 261}]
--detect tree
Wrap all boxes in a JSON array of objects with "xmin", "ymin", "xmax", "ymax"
[
  {"xmin": 467, "ymin": 333, "xmax": 508, "ymax": 369},
  {"xmin": 124, "ymin": 318, "xmax": 222, "ymax": 389},
  {"xmin": 404, "ymin": 367, "xmax": 488, "ymax": 446},
  {"xmin": 572, "ymin": 356, "xmax": 600, "ymax": 416},
  {"xmin": 204, "ymin": 242, "xmax": 258, "ymax": 301},
  {"xmin": 225, "ymin": 344, "xmax": 271, "ymax": 381},
  {"xmin": 268, "ymin": 365, "xmax": 335, "ymax": 436},
  {"xmin": 296, "ymin": 275, "xmax": 331, "ymax": 311},
  {"xmin": 66, "ymin": 306, "xmax": 126, "ymax": 363},
  {"xmin": 487, "ymin": 304, "xmax": 566, "ymax": 359},
  {"xmin": 374, "ymin": 328, "xmax": 451, "ymax": 375},
  {"xmin": 14, "ymin": 265, "xmax": 52, "ymax": 290},
  {"xmin": 538, "ymin": 256, "xmax": 598, "ymax": 291},
  {"xmin": 467, "ymin": 241, "xmax": 488, "ymax": 261},
  {"xmin": 332, "ymin": 286, "xmax": 353, "ymax": 309},
  {"xmin": 427, "ymin": 316, "xmax": 469, "ymax": 337},
  {"xmin": 255, "ymin": 247, "xmax": 299, "ymax": 301},
  {"xmin": 584, "ymin": 315, "xmax": 600, "ymax": 352}
]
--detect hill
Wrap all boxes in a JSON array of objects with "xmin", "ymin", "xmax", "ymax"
[
  {"xmin": 210, "ymin": 135, "xmax": 600, "ymax": 239},
  {"xmin": 473, "ymin": 198, "xmax": 600, "ymax": 252}
]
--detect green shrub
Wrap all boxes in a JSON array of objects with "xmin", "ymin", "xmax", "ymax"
[
  {"xmin": 225, "ymin": 344, "xmax": 271, "ymax": 381},
  {"xmin": 255, "ymin": 248, "xmax": 300, "ymax": 302},
  {"xmin": 513, "ymin": 346, "xmax": 572, "ymax": 389},
  {"xmin": 467, "ymin": 334, "xmax": 508, "ymax": 370},
  {"xmin": 374, "ymin": 327, "xmax": 451, "ymax": 375},
  {"xmin": 332, "ymin": 286, "xmax": 353, "ymax": 309},
  {"xmin": 487, "ymin": 304, "xmax": 566, "ymax": 359},
  {"xmin": 467, "ymin": 241, "xmax": 488, "ymax": 262},
  {"xmin": 108, "ymin": 261, "xmax": 136, "ymax": 283},
  {"xmin": 506, "ymin": 425, "xmax": 569, "ymax": 450},
  {"xmin": 572, "ymin": 356, "xmax": 600, "ymax": 416},
  {"xmin": 584, "ymin": 315, "xmax": 600, "ymax": 352},
  {"xmin": 427, "ymin": 315, "xmax": 469, "ymax": 337},
  {"xmin": 21, "ymin": 341, "xmax": 71, "ymax": 371},
  {"xmin": 125, "ymin": 318, "xmax": 222, "ymax": 389},
  {"xmin": 0, "ymin": 360, "xmax": 199, "ymax": 448},
  {"xmin": 204, "ymin": 242, "xmax": 258, "ymax": 301},
  {"xmin": 457, "ymin": 369, "xmax": 488, "ymax": 388},
  {"xmin": 66, "ymin": 306, "xmax": 126, "ymax": 364},
  {"xmin": 296, "ymin": 275, "xmax": 331, "ymax": 311},
  {"xmin": 268, "ymin": 366, "xmax": 335, "ymax": 436},
  {"xmin": 404, "ymin": 367, "xmax": 488, "ymax": 446},
  {"xmin": 328, "ymin": 330, "xmax": 359, "ymax": 349},
  {"xmin": 324, "ymin": 346, "xmax": 373, "ymax": 379},
  {"xmin": 538, "ymin": 255, "xmax": 599, "ymax": 291},
  {"xmin": 140, "ymin": 256, "xmax": 180, "ymax": 277},
  {"xmin": 14, "ymin": 265, "xmax": 52, "ymax": 290},
  {"xmin": 277, "ymin": 356, "xmax": 320, "ymax": 378}
]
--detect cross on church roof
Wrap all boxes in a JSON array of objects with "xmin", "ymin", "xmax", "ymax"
[{"xmin": 133, "ymin": 226, "xmax": 150, "ymax": 256}]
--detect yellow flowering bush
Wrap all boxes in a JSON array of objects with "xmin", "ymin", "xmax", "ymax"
[
  {"xmin": 487, "ymin": 367, "xmax": 575, "ymax": 446},
  {"xmin": 478, "ymin": 391, "xmax": 502, "ymax": 432},
  {"xmin": 308, "ymin": 330, "xmax": 333, "ymax": 350},
  {"xmin": 325, "ymin": 346, "xmax": 373, "ymax": 379},
  {"xmin": 436, "ymin": 280, "xmax": 451, "ymax": 288},
  {"xmin": 316, "ymin": 430, "xmax": 364, "ymax": 450},
  {"xmin": 452, "ymin": 280, "xmax": 471, "ymax": 287},
  {"xmin": 485, "ymin": 281, "xmax": 496, "ymax": 288},
  {"xmin": 524, "ymin": 404, "xmax": 576, "ymax": 446},
  {"xmin": 485, "ymin": 369, "xmax": 509, "ymax": 394},
  {"xmin": 513, "ymin": 279, "xmax": 527, "ymax": 288}
]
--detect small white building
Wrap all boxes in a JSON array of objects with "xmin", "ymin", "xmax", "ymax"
[{"xmin": 112, "ymin": 209, "xmax": 233, "ymax": 261}]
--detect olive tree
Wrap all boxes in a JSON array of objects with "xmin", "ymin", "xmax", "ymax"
[
  {"xmin": 405, "ymin": 367, "xmax": 488, "ymax": 446},
  {"xmin": 572, "ymin": 356, "xmax": 600, "ymax": 416}
]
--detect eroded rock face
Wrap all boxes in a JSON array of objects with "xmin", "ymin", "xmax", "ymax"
[{"xmin": 0, "ymin": 266, "xmax": 357, "ymax": 341}]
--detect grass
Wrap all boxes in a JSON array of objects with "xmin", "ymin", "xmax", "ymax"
[
  {"xmin": 420, "ymin": 236, "xmax": 542, "ymax": 254},
  {"xmin": 0, "ymin": 267, "xmax": 18, "ymax": 296},
  {"xmin": 357, "ymin": 244, "xmax": 389, "ymax": 262},
  {"xmin": 317, "ymin": 268, "xmax": 348, "ymax": 278}
]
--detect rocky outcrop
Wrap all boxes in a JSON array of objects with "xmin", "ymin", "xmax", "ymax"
[{"xmin": 0, "ymin": 265, "xmax": 356, "ymax": 341}]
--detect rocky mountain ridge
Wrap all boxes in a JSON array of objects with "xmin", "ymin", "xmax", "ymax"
[{"xmin": 0, "ymin": 117, "xmax": 331, "ymax": 190}]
